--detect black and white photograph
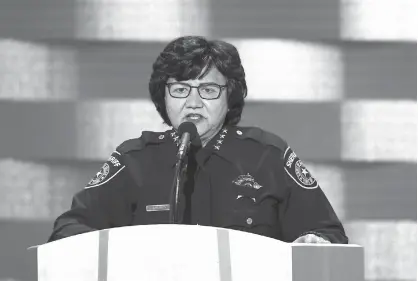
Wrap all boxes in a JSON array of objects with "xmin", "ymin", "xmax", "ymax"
[{"xmin": 0, "ymin": 1, "xmax": 416, "ymax": 280}]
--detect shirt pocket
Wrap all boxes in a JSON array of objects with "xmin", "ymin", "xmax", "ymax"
[
  {"xmin": 221, "ymin": 203, "xmax": 277, "ymax": 229},
  {"xmin": 130, "ymin": 184, "xmax": 172, "ymax": 225}
]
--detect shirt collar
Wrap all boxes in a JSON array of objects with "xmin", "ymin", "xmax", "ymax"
[
  {"xmin": 205, "ymin": 127, "xmax": 230, "ymax": 154},
  {"xmin": 194, "ymin": 126, "xmax": 237, "ymax": 168},
  {"xmin": 164, "ymin": 126, "xmax": 232, "ymax": 167},
  {"xmin": 168, "ymin": 126, "xmax": 229, "ymax": 149},
  {"xmin": 164, "ymin": 125, "xmax": 255, "ymax": 171}
]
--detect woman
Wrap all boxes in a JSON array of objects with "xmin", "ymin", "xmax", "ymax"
[{"xmin": 48, "ymin": 36, "xmax": 347, "ymax": 244}]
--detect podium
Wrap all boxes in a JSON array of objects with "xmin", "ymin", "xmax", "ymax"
[{"xmin": 30, "ymin": 225, "xmax": 364, "ymax": 281}]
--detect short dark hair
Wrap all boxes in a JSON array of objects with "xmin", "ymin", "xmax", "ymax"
[{"xmin": 149, "ymin": 36, "xmax": 247, "ymax": 126}]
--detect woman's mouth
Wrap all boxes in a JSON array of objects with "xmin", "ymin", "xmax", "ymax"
[{"xmin": 185, "ymin": 113, "xmax": 204, "ymax": 121}]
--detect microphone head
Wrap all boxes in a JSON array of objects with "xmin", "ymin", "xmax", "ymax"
[{"xmin": 178, "ymin": 122, "xmax": 200, "ymax": 146}]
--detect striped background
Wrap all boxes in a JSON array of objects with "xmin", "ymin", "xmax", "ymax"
[{"xmin": 0, "ymin": 0, "xmax": 416, "ymax": 280}]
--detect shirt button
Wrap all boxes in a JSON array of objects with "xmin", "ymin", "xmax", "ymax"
[
  {"xmin": 236, "ymin": 130, "xmax": 243, "ymax": 135},
  {"xmin": 246, "ymin": 218, "xmax": 253, "ymax": 225},
  {"xmin": 158, "ymin": 135, "xmax": 165, "ymax": 140}
]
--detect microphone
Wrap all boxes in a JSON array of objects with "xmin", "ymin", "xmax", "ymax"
[
  {"xmin": 176, "ymin": 122, "xmax": 199, "ymax": 160},
  {"xmin": 169, "ymin": 122, "xmax": 199, "ymax": 223}
]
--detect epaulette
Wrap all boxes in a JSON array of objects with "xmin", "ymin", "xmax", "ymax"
[
  {"xmin": 235, "ymin": 126, "xmax": 288, "ymax": 151},
  {"xmin": 116, "ymin": 130, "xmax": 169, "ymax": 154}
]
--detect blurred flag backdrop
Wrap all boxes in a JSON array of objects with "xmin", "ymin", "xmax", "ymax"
[{"xmin": 0, "ymin": 0, "xmax": 416, "ymax": 280}]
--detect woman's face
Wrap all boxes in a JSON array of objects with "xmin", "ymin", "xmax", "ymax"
[{"xmin": 165, "ymin": 67, "xmax": 228, "ymax": 143}]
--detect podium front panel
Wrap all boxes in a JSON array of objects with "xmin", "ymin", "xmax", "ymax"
[
  {"xmin": 107, "ymin": 225, "xmax": 221, "ymax": 281},
  {"xmin": 33, "ymin": 224, "xmax": 364, "ymax": 281},
  {"xmin": 37, "ymin": 231, "xmax": 100, "ymax": 281}
]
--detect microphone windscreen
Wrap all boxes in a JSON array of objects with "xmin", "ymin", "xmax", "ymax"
[{"xmin": 178, "ymin": 122, "xmax": 200, "ymax": 145}]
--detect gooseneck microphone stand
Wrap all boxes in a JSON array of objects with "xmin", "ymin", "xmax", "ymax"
[
  {"xmin": 169, "ymin": 157, "xmax": 188, "ymax": 224},
  {"xmin": 168, "ymin": 121, "xmax": 198, "ymax": 224}
]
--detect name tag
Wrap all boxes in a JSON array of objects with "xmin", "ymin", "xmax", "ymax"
[{"xmin": 146, "ymin": 204, "xmax": 170, "ymax": 212}]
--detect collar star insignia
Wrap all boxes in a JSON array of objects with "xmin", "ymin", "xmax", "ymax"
[
  {"xmin": 212, "ymin": 127, "xmax": 229, "ymax": 152},
  {"xmin": 169, "ymin": 130, "xmax": 180, "ymax": 146}
]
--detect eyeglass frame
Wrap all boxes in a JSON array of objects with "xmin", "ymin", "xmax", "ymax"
[{"xmin": 165, "ymin": 82, "xmax": 228, "ymax": 100}]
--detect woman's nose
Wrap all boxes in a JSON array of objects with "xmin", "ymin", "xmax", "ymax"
[{"xmin": 185, "ymin": 88, "xmax": 203, "ymax": 108}]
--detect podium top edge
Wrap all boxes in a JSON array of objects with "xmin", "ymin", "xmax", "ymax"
[
  {"xmin": 291, "ymin": 243, "xmax": 362, "ymax": 248},
  {"xmin": 26, "ymin": 225, "xmax": 364, "ymax": 251}
]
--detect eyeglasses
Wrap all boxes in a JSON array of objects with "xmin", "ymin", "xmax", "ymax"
[{"xmin": 166, "ymin": 82, "xmax": 227, "ymax": 100}]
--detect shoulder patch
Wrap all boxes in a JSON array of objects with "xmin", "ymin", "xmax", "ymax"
[
  {"xmin": 85, "ymin": 151, "xmax": 125, "ymax": 189},
  {"xmin": 283, "ymin": 146, "xmax": 318, "ymax": 189}
]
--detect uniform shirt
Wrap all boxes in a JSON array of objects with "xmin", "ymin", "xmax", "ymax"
[{"xmin": 48, "ymin": 126, "xmax": 348, "ymax": 244}]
